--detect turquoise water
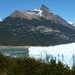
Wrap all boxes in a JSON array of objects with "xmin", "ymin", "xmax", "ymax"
[{"xmin": 0, "ymin": 48, "xmax": 29, "ymax": 58}]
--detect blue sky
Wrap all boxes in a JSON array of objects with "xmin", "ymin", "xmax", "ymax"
[{"xmin": 0, "ymin": 0, "xmax": 75, "ymax": 22}]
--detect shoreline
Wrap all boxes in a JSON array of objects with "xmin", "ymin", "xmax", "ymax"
[{"xmin": 0, "ymin": 46, "xmax": 30, "ymax": 48}]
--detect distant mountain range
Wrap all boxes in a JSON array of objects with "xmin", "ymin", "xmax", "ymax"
[{"xmin": 0, "ymin": 4, "xmax": 75, "ymax": 46}]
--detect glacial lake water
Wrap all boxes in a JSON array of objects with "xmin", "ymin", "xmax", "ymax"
[{"xmin": 0, "ymin": 48, "xmax": 29, "ymax": 58}]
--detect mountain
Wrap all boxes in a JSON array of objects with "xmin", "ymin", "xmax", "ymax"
[
  {"xmin": 9, "ymin": 4, "xmax": 75, "ymax": 30},
  {"xmin": 26, "ymin": 4, "xmax": 75, "ymax": 30},
  {"xmin": 0, "ymin": 4, "xmax": 75, "ymax": 46}
]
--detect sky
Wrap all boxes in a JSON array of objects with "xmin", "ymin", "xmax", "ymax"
[{"xmin": 0, "ymin": 0, "xmax": 75, "ymax": 22}]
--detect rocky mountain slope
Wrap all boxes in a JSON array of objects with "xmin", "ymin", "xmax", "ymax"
[
  {"xmin": 9, "ymin": 4, "xmax": 75, "ymax": 30},
  {"xmin": 0, "ymin": 4, "xmax": 75, "ymax": 46}
]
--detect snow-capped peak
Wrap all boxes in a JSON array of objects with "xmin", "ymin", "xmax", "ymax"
[
  {"xmin": 0, "ymin": 18, "xmax": 2, "ymax": 22},
  {"xmin": 68, "ymin": 21, "xmax": 75, "ymax": 27},
  {"xmin": 27, "ymin": 4, "xmax": 51, "ymax": 16},
  {"xmin": 33, "ymin": 8, "xmax": 43, "ymax": 16}
]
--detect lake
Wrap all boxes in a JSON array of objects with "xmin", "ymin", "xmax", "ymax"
[{"xmin": 0, "ymin": 47, "xmax": 29, "ymax": 58}]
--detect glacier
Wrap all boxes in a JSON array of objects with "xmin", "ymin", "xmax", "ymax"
[{"xmin": 28, "ymin": 42, "xmax": 75, "ymax": 68}]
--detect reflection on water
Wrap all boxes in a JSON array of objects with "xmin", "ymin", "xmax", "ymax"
[{"xmin": 0, "ymin": 48, "xmax": 29, "ymax": 58}]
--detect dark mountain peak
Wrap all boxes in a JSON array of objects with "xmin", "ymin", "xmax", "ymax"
[
  {"xmin": 41, "ymin": 4, "xmax": 49, "ymax": 10},
  {"xmin": 40, "ymin": 4, "xmax": 51, "ymax": 16},
  {"xmin": 41, "ymin": 4, "xmax": 50, "ymax": 12}
]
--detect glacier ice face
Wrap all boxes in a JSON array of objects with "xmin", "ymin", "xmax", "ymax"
[{"xmin": 28, "ymin": 43, "xmax": 75, "ymax": 68}]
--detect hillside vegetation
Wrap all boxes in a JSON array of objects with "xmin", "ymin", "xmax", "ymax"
[{"xmin": 0, "ymin": 53, "xmax": 75, "ymax": 75}]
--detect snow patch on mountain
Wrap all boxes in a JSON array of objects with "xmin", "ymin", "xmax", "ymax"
[
  {"xmin": 26, "ymin": 5, "xmax": 51, "ymax": 16},
  {"xmin": 68, "ymin": 21, "xmax": 73, "ymax": 24},
  {"xmin": 34, "ymin": 8, "xmax": 43, "ymax": 16},
  {"xmin": 0, "ymin": 18, "xmax": 2, "ymax": 22},
  {"xmin": 27, "ymin": 8, "xmax": 43, "ymax": 16},
  {"xmin": 68, "ymin": 21, "xmax": 75, "ymax": 27}
]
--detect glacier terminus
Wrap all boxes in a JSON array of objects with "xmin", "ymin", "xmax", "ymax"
[{"xmin": 29, "ymin": 42, "xmax": 75, "ymax": 68}]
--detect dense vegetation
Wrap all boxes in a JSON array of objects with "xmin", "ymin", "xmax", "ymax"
[
  {"xmin": 0, "ymin": 17, "xmax": 75, "ymax": 46},
  {"xmin": 0, "ymin": 53, "xmax": 75, "ymax": 75}
]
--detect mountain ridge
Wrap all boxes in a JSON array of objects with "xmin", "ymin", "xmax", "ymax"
[
  {"xmin": 9, "ymin": 4, "xmax": 75, "ymax": 31},
  {"xmin": 0, "ymin": 4, "xmax": 75, "ymax": 46}
]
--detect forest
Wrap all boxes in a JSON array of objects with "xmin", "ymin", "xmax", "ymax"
[{"xmin": 0, "ymin": 53, "xmax": 75, "ymax": 75}]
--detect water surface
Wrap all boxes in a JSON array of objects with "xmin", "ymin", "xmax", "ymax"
[{"xmin": 0, "ymin": 48, "xmax": 29, "ymax": 58}]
